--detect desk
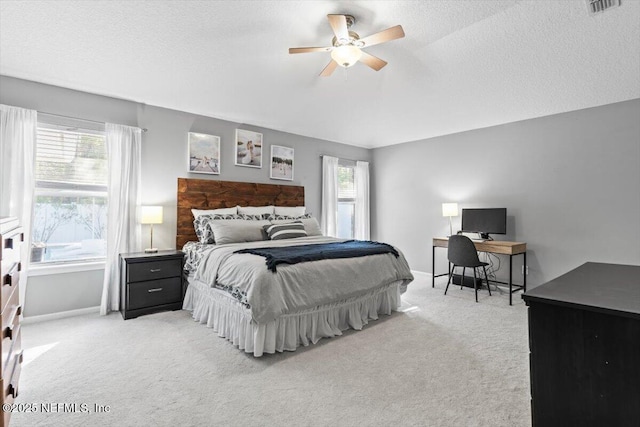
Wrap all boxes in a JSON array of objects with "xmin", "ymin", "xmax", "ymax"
[{"xmin": 432, "ymin": 237, "xmax": 527, "ymax": 305}]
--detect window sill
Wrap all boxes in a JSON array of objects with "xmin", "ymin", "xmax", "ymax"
[{"xmin": 28, "ymin": 260, "xmax": 106, "ymax": 277}]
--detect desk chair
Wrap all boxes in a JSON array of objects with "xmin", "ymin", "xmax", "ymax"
[{"xmin": 445, "ymin": 235, "xmax": 491, "ymax": 302}]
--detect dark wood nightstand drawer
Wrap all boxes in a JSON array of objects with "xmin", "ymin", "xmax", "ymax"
[
  {"xmin": 127, "ymin": 277, "xmax": 182, "ymax": 310},
  {"xmin": 127, "ymin": 258, "xmax": 182, "ymax": 283},
  {"xmin": 120, "ymin": 250, "xmax": 185, "ymax": 320}
]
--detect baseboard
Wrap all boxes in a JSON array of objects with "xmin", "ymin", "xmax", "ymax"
[
  {"xmin": 22, "ymin": 306, "xmax": 100, "ymax": 325},
  {"xmin": 411, "ymin": 270, "xmax": 431, "ymax": 277}
]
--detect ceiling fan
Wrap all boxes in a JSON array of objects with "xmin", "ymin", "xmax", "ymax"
[{"xmin": 289, "ymin": 14, "xmax": 405, "ymax": 76}]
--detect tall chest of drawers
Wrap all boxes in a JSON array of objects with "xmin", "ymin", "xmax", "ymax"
[
  {"xmin": 522, "ymin": 262, "xmax": 640, "ymax": 426},
  {"xmin": 0, "ymin": 217, "xmax": 24, "ymax": 427}
]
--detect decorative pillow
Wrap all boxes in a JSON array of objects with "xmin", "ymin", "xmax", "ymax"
[
  {"xmin": 209, "ymin": 220, "xmax": 270, "ymax": 245},
  {"xmin": 267, "ymin": 213, "xmax": 312, "ymax": 221},
  {"xmin": 263, "ymin": 221, "xmax": 308, "ymax": 240},
  {"xmin": 192, "ymin": 207, "xmax": 237, "ymax": 218},
  {"xmin": 237, "ymin": 205, "xmax": 275, "ymax": 216},
  {"xmin": 238, "ymin": 213, "xmax": 270, "ymax": 220},
  {"xmin": 274, "ymin": 206, "xmax": 306, "ymax": 217},
  {"xmin": 269, "ymin": 216, "xmax": 322, "ymax": 237},
  {"xmin": 269, "ymin": 214, "xmax": 322, "ymax": 236},
  {"xmin": 193, "ymin": 213, "xmax": 241, "ymax": 244}
]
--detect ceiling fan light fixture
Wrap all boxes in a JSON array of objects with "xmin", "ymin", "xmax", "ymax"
[
  {"xmin": 289, "ymin": 14, "xmax": 405, "ymax": 76},
  {"xmin": 331, "ymin": 45, "xmax": 362, "ymax": 68}
]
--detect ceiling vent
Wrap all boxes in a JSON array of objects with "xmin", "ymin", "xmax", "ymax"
[{"xmin": 586, "ymin": 0, "xmax": 620, "ymax": 15}]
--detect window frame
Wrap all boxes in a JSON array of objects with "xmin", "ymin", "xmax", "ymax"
[
  {"xmin": 30, "ymin": 118, "xmax": 108, "ymax": 268},
  {"xmin": 337, "ymin": 160, "xmax": 356, "ymax": 239}
]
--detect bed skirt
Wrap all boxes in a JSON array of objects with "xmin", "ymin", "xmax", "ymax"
[{"xmin": 183, "ymin": 279, "xmax": 402, "ymax": 357}]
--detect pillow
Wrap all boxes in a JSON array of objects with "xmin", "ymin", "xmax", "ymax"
[
  {"xmin": 274, "ymin": 206, "xmax": 306, "ymax": 217},
  {"xmin": 301, "ymin": 217, "xmax": 322, "ymax": 236},
  {"xmin": 238, "ymin": 213, "xmax": 269, "ymax": 220},
  {"xmin": 237, "ymin": 205, "xmax": 275, "ymax": 216},
  {"xmin": 192, "ymin": 207, "xmax": 237, "ymax": 218},
  {"xmin": 194, "ymin": 213, "xmax": 242, "ymax": 244},
  {"xmin": 267, "ymin": 213, "xmax": 312, "ymax": 221},
  {"xmin": 269, "ymin": 216, "xmax": 322, "ymax": 237},
  {"xmin": 209, "ymin": 220, "xmax": 270, "ymax": 245},
  {"xmin": 263, "ymin": 221, "xmax": 308, "ymax": 240}
]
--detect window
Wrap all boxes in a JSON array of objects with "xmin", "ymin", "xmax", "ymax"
[
  {"xmin": 31, "ymin": 121, "xmax": 107, "ymax": 264},
  {"xmin": 337, "ymin": 162, "xmax": 355, "ymax": 239}
]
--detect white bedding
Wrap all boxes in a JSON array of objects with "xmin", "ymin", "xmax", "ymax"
[
  {"xmin": 191, "ymin": 236, "xmax": 414, "ymax": 323},
  {"xmin": 184, "ymin": 276, "xmax": 403, "ymax": 356}
]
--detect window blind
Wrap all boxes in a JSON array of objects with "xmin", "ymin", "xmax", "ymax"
[
  {"xmin": 338, "ymin": 165, "xmax": 355, "ymax": 199},
  {"xmin": 35, "ymin": 125, "xmax": 107, "ymax": 188}
]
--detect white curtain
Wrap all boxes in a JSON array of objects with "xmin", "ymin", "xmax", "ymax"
[
  {"xmin": 0, "ymin": 104, "xmax": 37, "ymax": 307},
  {"xmin": 101, "ymin": 123, "xmax": 142, "ymax": 315},
  {"xmin": 354, "ymin": 161, "xmax": 370, "ymax": 240},
  {"xmin": 321, "ymin": 155, "xmax": 339, "ymax": 237}
]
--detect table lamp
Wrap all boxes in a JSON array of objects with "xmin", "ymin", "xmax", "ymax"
[
  {"xmin": 141, "ymin": 206, "xmax": 163, "ymax": 253},
  {"xmin": 442, "ymin": 203, "xmax": 458, "ymax": 237}
]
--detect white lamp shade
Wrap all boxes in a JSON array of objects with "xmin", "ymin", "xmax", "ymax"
[
  {"xmin": 331, "ymin": 45, "xmax": 362, "ymax": 68},
  {"xmin": 141, "ymin": 206, "xmax": 163, "ymax": 224},
  {"xmin": 442, "ymin": 203, "xmax": 459, "ymax": 217}
]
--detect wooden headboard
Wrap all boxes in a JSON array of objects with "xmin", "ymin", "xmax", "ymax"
[{"xmin": 176, "ymin": 178, "xmax": 305, "ymax": 248}]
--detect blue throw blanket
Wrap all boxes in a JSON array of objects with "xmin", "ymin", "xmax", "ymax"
[{"xmin": 234, "ymin": 240, "xmax": 400, "ymax": 272}]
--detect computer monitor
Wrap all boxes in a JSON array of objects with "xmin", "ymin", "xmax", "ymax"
[{"xmin": 461, "ymin": 208, "xmax": 507, "ymax": 240}]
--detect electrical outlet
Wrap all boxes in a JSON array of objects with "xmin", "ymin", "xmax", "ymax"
[{"xmin": 521, "ymin": 266, "xmax": 529, "ymax": 275}]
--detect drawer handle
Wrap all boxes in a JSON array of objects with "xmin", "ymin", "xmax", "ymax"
[
  {"xmin": 150, "ymin": 268, "xmax": 162, "ymax": 273},
  {"xmin": 3, "ymin": 306, "xmax": 23, "ymax": 339},
  {"xmin": 3, "ymin": 325, "xmax": 14, "ymax": 340},
  {"xmin": 4, "ymin": 237, "xmax": 13, "ymax": 249},
  {"xmin": 148, "ymin": 288, "xmax": 163, "ymax": 293},
  {"xmin": 4, "ymin": 263, "xmax": 20, "ymax": 286},
  {"xmin": 7, "ymin": 384, "xmax": 18, "ymax": 399}
]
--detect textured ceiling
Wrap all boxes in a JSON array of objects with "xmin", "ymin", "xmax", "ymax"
[{"xmin": 1, "ymin": 0, "xmax": 639, "ymax": 148}]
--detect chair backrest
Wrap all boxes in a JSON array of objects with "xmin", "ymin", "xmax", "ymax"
[{"xmin": 447, "ymin": 235, "xmax": 482, "ymax": 267}]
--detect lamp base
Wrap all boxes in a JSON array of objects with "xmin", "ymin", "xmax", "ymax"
[{"xmin": 144, "ymin": 248, "xmax": 158, "ymax": 253}]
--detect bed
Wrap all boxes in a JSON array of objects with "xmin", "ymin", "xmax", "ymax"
[{"xmin": 177, "ymin": 178, "xmax": 414, "ymax": 356}]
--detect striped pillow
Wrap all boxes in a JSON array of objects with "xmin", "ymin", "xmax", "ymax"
[{"xmin": 263, "ymin": 221, "xmax": 307, "ymax": 240}]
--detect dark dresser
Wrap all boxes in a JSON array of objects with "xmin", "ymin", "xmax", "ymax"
[
  {"xmin": 0, "ymin": 217, "xmax": 24, "ymax": 427},
  {"xmin": 522, "ymin": 262, "xmax": 640, "ymax": 427},
  {"xmin": 120, "ymin": 250, "xmax": 185, "ymax": 320}
]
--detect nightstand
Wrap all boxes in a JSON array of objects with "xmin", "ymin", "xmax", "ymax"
[{"xmin": 120, "ymin": 250, "xmax": 185, "ymax": 320}]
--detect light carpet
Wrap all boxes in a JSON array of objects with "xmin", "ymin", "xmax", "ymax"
[{"xmin": 13, "ymin": 273, "xmax": 531, "ymax": 426}]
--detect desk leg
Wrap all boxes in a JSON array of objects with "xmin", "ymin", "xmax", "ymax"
[
  {"xmin": 509, "ymin": 255, "xmax": 513, "ymax": 306},
  {"xmin": 432, "ymin": 245, "xmax": 435, "ymax": 288},
  {"xmin": 523, "ymin": 251, "xmax": 527, "ymax": 293}
]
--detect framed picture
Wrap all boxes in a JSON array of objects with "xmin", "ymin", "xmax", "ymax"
[
  {"xmin": 270, "ymin": 145, "xmax": 294, "ymax": 181},
  {"xmin": 235, "ymin": 129, "xmax": 262, "ymax": 168},
  {"xmin": 188, "ymin": 132, "xmax": 220, "ymax": 175}
]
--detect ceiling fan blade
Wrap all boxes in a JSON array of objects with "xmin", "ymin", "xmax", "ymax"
[
  {"xmin": 319, "ymin": 60, "xmax": 338, "ymax": 77},
  {"xmin": 327, "ymin": 14, "xmax": 349, "ymax": 42},
  {"xmin": 289, "ymin": 46, "xmax": 332, "ymax": 54},
  {"xmin": 359, "ymin": 51, "xmax": 388, "ymax": 71},
  {"xmin": 360, "ymin": 25, "xmax": 405, "ymax": 48}
]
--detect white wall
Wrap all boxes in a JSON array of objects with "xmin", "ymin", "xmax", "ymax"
[
  {"xmin": 0, "ymin": 75, "xmax": 371, "ymax": 317},
  {"xmin": 371, "ymin": 99, "xmax": 640, "ymax": 288}
]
